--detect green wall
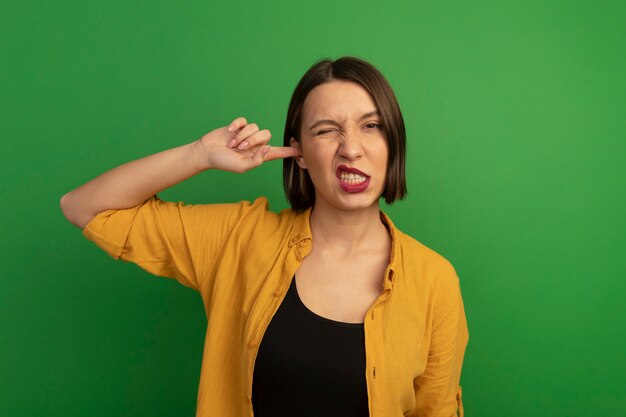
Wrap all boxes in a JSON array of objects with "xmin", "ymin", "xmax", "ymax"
[{"xmin": 2, "ymin": 0, "xmax": 624, "ymax": 415}]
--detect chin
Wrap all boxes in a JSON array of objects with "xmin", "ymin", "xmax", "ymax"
[{"xmin": 336, "ymin": 195, "xmax": 381, "ymax": 211}]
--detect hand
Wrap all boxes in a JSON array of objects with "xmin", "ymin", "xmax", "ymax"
[{"xmin": 198, "ymin": 117, "xmax": 302, "ymax": 173}]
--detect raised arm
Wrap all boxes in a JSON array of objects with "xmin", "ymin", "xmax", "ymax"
[{"xmin": 59, "ymin": 117, "xmax": 300, "ymax": 229}]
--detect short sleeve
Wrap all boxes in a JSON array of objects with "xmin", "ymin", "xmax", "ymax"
[{"xmin": 81, "ymin": 194, "xmax": 253, "ymax": 291}]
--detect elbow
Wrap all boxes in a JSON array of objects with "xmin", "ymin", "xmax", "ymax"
[
  {"xmin": 60, "ymin": 192, "xmax": 91, "ymax": 230},
  {"xmin": 59, "ymin": 192, "xmax": 71, "ymax": 222},
  {"xmin": 59, "ymin": 192, "xmax": 78, "ymax": 227}
]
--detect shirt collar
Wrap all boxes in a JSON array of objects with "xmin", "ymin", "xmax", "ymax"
[
  {"xmin": 288, "ymin": 206, "xmax": 313, "ymax": 248},
  {"xmin": 290, "ymin": 206, "xmax": 399, "ymax": 289}
]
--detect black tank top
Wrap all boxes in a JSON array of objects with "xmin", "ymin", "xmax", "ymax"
[{"xmin": 251, "ymin": 275, "xmax": 369, "ymax": 417}]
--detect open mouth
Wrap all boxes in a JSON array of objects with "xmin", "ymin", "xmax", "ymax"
[
  {"xmin": 336, "ymin": 164, "xmax": 370, "ymax": 192},
  {"xmin": 338, "ymin": 171, "xmax": 368, "ymax": 185}
]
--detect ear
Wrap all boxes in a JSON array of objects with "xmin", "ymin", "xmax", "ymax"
[{"xmin": 289, "ymin": 137, "xmax": 307, "ymax": 169}]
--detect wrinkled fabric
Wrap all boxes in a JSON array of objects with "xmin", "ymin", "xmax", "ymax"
[{"xmin": 82, "ymin": 194, "xmax": 469, "ymax": 417}]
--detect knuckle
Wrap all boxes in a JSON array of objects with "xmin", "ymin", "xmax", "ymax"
[{"xmin": 256, "ymin": 131, "xmax": 271, "ymax": 143}]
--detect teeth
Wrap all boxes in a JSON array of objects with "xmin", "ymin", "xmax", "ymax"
[{"xmin": 339, "ymin": 172, "xmax": 367, "ymax": 184}]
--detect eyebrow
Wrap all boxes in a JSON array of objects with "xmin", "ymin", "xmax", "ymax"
[{"xmin": 308, "ymin": 110, "xmax": 380, "ymax": 131}]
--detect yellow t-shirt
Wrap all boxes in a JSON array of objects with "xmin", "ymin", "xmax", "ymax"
[{"xmin": 82, "ymin": 194, "xmax": 469, "ymax": 417}]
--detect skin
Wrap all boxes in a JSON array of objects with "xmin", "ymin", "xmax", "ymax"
[
  {"xmin": 60, "ymin": 116, "xmax": 299, "ymax": 229},
  {"xmin": 60, "ymin": 79, "xmax": 391, "ymax": 322},
  {"xmin": 288, "ymin": 80, "xmax": 393, "ymax": 323}
]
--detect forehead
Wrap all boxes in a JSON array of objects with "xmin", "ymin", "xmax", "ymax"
[{"xmin": 302, "ymin": 80, "xmax": 378, "ymax": 121}]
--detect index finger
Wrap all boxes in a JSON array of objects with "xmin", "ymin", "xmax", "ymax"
[{"xmin": 264, "ymin": 146, "xmax": 302, "ymax": 161}]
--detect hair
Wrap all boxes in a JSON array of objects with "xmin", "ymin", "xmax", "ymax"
[{"xmin": 282, "ymin": 56, "xmax": 407, "ymax": 212}]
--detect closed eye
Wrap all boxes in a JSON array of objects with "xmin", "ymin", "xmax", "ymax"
[
  {"xmin": 315, "ymin": 129, "xmax": 334, "ymax": 136},
  {"xmin": 315, "ymin": 123, "xmax": 382, "ymax": 136}
]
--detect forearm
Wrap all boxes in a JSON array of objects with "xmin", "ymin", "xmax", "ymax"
[{"xmin": 60, "ymin": 139, "xmax": 209, "ymax": 229}]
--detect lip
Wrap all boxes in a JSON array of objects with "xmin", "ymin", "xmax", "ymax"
[
  {"xmin": 335, "ymin": 164, "xmax": 370, "ymax": 178},
  {"xmin": 335, "ymin": 164, "xmax": 370, "ymax": 193}
]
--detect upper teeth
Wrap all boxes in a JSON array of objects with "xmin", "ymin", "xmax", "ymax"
[{"xmin": 340, "ymin": 172, "xmax": 366, "ymax": 182}]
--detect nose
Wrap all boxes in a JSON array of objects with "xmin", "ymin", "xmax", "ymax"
[{"xmin": 337, "ymin": 130, "xmax": 363, "ymax": 160}]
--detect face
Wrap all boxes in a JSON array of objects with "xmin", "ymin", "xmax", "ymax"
[{"xmin": 290, "ymin": 80, "xmax": 389, "ymax": 212}]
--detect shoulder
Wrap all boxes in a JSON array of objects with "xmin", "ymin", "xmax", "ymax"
[
  {"xmin": 232, "ymin": 196, "xmax": 299, "ymax": 237},
  {"xmin": 396, "ymin": 229, "xmax": 457, "ymax": 275},
  {"xmin": 382, "ymin": 211, "xmax": 458, "ymax": 283},
  {"xmin": 160, "ymin": 195, "xmax": 291, "ymax": 240},
  {"xmin": 393, "ymin": 227, "xmax": 461, "ymax": 301}
]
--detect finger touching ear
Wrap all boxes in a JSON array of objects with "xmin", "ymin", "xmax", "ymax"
[{"xmin": 289, "ymin": 137, "xmax": 307, "ymax": 169}]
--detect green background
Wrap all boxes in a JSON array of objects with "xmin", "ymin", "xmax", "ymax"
[{"xmin": 2, "ymin": 0, "xmax": 624, "ymax": 415}]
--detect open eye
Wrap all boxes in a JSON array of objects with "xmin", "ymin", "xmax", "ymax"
[{"xmin": 365, "ymin": 122, "xmax": 382, "ymax": 129}]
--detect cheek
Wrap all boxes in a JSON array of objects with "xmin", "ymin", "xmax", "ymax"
[
  {"xmin": 305, "ymin": 157, "xmax": 331, "ymax": 180},
  {"xmin": 370, "ymin": 141, "xmax": 389, "ymax": 164},
  {"xmin": 302, "ymin": 144, "xmax": 335, "ymax": 167}
]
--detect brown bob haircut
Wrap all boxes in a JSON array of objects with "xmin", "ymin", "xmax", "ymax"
[{"xmin": 283, "ymin": 56, "xmax": 407, "ymax": 212}]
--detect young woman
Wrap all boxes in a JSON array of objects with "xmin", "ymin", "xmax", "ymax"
[{"xmin": 60, "ymin": 56, "xmax": 469, "ymax": 417}]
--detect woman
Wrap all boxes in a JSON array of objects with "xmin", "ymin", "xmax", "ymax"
[{"xmin": 60, "ymin": 56, "xmax": 469, "ymax": 417}]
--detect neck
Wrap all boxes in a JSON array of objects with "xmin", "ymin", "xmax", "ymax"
[{"xmin": 308, "ymin": 198, "xmax": 389, "ymax": 256}]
